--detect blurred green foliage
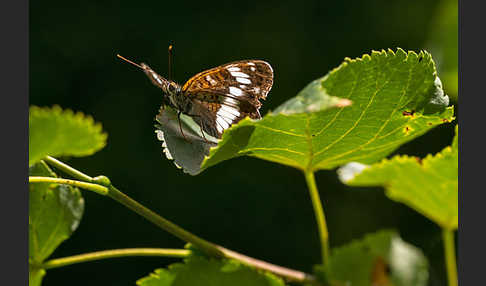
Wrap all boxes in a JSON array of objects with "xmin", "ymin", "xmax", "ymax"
[
  {"xmin": 137, "ymin": 256, "xmax": 285, "ymax": 286},
  {"xmin": 29, "ymin": 106, "xmax": 107, "ymax": 166},
  {"xmin": 29, "ymin": 161, "xmax": 85, "ymax": 286},
  {"xmin": 426, "ymin": 0, "xmax": 458, "ymax": 101},
  {"xmin": 30, "ymin": 0, "xmax": 456, "ymax": 285},
  {"xmin": 341, "ymin": 126, "xmax": 458, "ymax": 230}
]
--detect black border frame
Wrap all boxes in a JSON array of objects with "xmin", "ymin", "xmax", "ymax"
[{"xmin": 1, "ymin": 0, "xmax": 29, "ymax": 284}]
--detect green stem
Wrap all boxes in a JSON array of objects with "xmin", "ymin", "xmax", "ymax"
[
  {"xmin": 42, "ymin": 248, "xmax": 191, "ymax": 270},
  {"xmin": 44, "ymin": 156, "xmax": 94, "ymax": 182},
  {"xmin": 304, "ymin": 170, "xmax": 330, "ymax": 266},
  {"xmin": 107, "ymin": 186, "xmax": 314, "ymax": 281},
  {"xmin": 41, "ymin": 157, "xmax": 315, "ymax": 283},
  {"xmin": 442, "ymin": 229, "xmax": 457, "ymax": 286},
  {"xmin": 106, "ymin": 185, "xmax": 224, "ymax": 258},
  {"xmin": 29, "ymin": 176, "xmax": 109, "ymax": 195}
]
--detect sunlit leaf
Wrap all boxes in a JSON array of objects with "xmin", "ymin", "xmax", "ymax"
[
  {"xmin": 137, "ymin": 255, "xmax": 286, "ymax": 286},
  {"xmin": 338, "ymin": 125, "xmax": 458, "ymax": 229},
  {"xmin": 29, "ymin": 105, "xmax": 107, "ymax": 166},
  {"xmin": 315, "ymin": 230, "xmax": 428, "ymax": 286},
  {"xmin": 199, "ymin": 49, "xmax": 453, "ymax": 173}
]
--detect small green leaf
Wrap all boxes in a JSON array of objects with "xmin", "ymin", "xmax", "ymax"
[
  {"xmin": 315, "ymin": 230, "xmax": 428, "ymax": 286},
  {"xmin": 29, "ymin": 161, "xmax": 85, "ymax": 263},
  {"xmin": 199, "ymin": 49, "xmax": 453, "ymax": 173},
  {"xmin": 338, "ymin": 125, "xmax": 458, "ymax": 229},
  {"xmin": 29, "ymin": 105, "xmax": 107, "ymax": 166},
  {"xmin": 137, "ymin": 256, "xmax": 286, "ymax": 286}
]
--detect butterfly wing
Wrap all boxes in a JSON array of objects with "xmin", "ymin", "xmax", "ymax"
[
  {"xmin": 189, "ymin": 99, "xmax": 262, "ymax": 139},
  {"xmin": 182, "ymin": 60, "xmax": 273, "ymax": 138}
]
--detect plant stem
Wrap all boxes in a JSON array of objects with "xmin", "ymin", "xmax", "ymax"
[
  {"xmin": 304, "ymin": 170, "xmax": 330, "ymax": 266},
  {"xmin": 106, "ymin": 185, "xmax": 224, "ymax": 258},
  {"xmin": 41, "ymin": 157, "xmax": 315, "ymax": 283},
  {"xmin": 42, "ymin": 248, "xmax": 190, "ymax": 270},
  {"xmin": 44, "ymin": 156, "xmax": 94, "ymax": 182},
  {"xmin": 29, "ymin": 176, "xmax": 109, "ymax": 195},
  {"xmin": 107, "ymin": 185, "xmax": 314, "ymax": 282},
  {"xmin": 442, "ymin": 229, "xmax": 457, "ymax": 286}
]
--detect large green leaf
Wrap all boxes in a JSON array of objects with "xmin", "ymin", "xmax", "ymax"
[
  {"xmin": 29, "ymin": 161, "xmax": 85, "ymax": 264},
  {"xmin": 315, "ymin": 230, "xmax": 428, "ymax": 286},
  {"xmin": 197, "ymin": 49, "xmax": 453, "ymax": 173},
  {"xmin": 137, "ymin": 256, "xmax": 285, "ymax": 286},
  {"xmin": 29, "ymin": 105, "xmax": 107, "ymax": 166},
  {"xmin": 338, "ymin": 125, "xmax": 458, "ymax": 229}
]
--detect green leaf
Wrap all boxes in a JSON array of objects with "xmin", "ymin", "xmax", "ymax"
[
  {"xmin": 338, "ymin": 125, "xmax": 458, "ymax": 229},
  {"xmin": 315, "ymin": 230, "xmax": 428, "ymax": 286},
  {"xmin": 137, "ymin": 256, "xmax": 286, "ymax": 286},
  {"xmin": 198, "ymin": 49, "xmax": 453, "ymax": 173},
  {"xmin": 29, "ymin": 161, "xmax": 85, "ymax": 263},
  {"xmin": 29, "ymin": 105, "xmax": 107, "ymax": 166}
]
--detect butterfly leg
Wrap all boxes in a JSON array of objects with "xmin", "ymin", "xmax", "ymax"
[
  {"xmin": 186, "ymin": 113, "xmax": 211, "ymax": 144},
  {"xmin": 177, "ymin": 111, "xmax": 190, "ymax": 142},
  {"xmin": 198, "ymin": 123, "xmax": 211, "ymax": 144}
]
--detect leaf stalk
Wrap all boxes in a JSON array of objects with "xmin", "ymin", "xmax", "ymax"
[
  {"xmin": 442, "ymin": 229, "xmax": 457, "ymax": 286},
  {"xmin": 304, "ymin": 170, "xmax": 330, "ymax": 266},
  {"xmin": 42, "ymin": 248, "xmax": 190, "ymax": 270},
  {"xmin": 29, "ymin": 176, "xmax": 109, "ymax": 195}
]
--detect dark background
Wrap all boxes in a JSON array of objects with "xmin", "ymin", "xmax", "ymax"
[{"xmin": 30, "ymin": 0, "xmax": 457, "ymax": 285}]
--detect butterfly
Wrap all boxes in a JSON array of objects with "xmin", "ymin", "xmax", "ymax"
[{"xmin": 117, "ymin": 54, "xmax": 274, "ymax": 140}]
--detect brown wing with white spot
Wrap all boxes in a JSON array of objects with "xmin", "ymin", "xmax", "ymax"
[
  {"xmin": 181, "ymin": 60, "xmax": 273, "ymax": 138},
  {"xmin": 182, "ymin": 60, "xmax": 273, "ymax": 101},
  {"xmin": 189, "ymin": 99, "xmax": 257, "ymax": 138}
]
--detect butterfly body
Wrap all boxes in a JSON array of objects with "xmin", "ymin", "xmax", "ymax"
[{"xmin": 138, "ymin": 60, "xmax": 274, "ymax": 139}]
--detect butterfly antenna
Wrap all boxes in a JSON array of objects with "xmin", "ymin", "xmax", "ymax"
[
  {"xmin": 168, "ymin": 44, "xmax": 173, "ymax": 81},
  {"xmin": 117, "ymin": 54, "xmax": 144, "ymax": 70}
]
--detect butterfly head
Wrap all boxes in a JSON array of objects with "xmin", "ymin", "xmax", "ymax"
[
  {"xmin": 140, "ymin": 63, "xmax": 181, "ymax": 97},
  {"xmin": 166, "ymin": 81, "xmax": 181, "ymax": 97}
]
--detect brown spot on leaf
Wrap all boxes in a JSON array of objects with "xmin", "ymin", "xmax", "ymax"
[
  {"xmin": 371, "ymin": 257, "xmax": 390, "ymax": 286},
  {"xmin": 442, "ymin": 119, "xmax": 450, "ymax": 123},
  {"xmin": 402, "ymin": 110, "xmax": 415, "ymax": 116},
  {"xmin": 427, "ymin": 122, "xmax": 433, "ymax": 126},
  {"xmin": 415, "ymin": 157, "xmax": 423, "ymax": 164}
]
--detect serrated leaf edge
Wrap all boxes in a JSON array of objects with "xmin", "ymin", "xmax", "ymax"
[{"xmin": 29, "ymin": 105, "xmax": 108, "ymax": 164}]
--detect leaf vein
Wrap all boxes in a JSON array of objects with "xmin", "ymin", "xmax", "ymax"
[
  {"xmin": 315, "ymin": 64, "xmax": 359, "ymax": 136},
  {"xmin": 314, "ymin": 58, "xmax": 415, "ymax": 166},
  {"xmin": 313, "ymin": 64, "xmax": 394, "ymax": 159},
  {"xmin": 240, "ymin": 147, "xmax": 306, "ymax": 155},
  {"xmin": 257, "ymin": 125, "xmax": 306, "ymax": 137}
]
